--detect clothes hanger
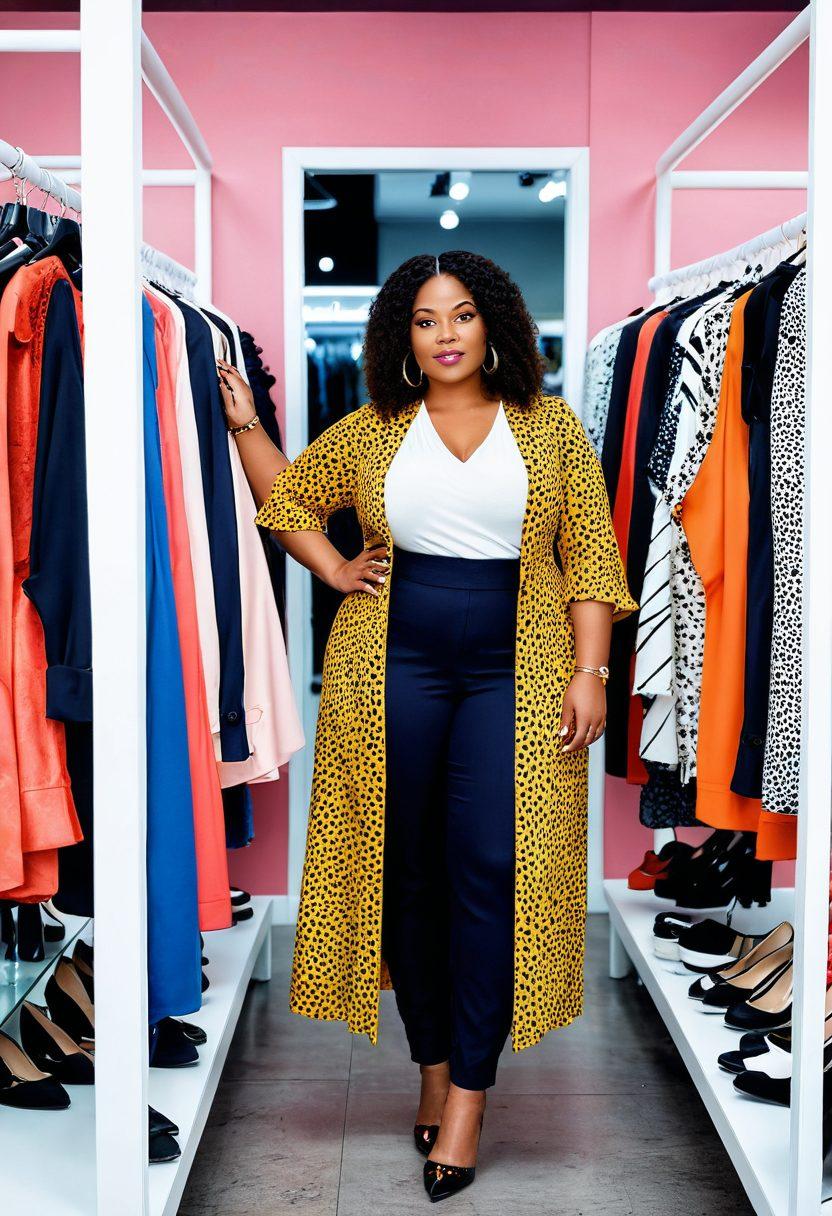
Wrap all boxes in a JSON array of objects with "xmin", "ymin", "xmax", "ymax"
[{"xmin": 23, "ymin": 172, "xmax": 81, "ymax": 272}]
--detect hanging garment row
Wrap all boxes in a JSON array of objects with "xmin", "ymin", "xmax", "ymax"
[
  {"xmin": 584, "ymin": 231, "xmax": 806, "ymax": 865},
  {"xmin": 0, "ymin": 196, "xmax": 304, "ymax": 1028}
]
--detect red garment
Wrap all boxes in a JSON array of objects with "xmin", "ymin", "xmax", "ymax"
[
  {"xmin": 1, "ymin": 260, "xmax": 84, "ymax": 901},
  {"xmin": 612, "ymin": 312, "xmax": 666, "ymax": 786},
  {"xmin": 146, "ymin": 292, "xmax": 232, "ymax": 931}
]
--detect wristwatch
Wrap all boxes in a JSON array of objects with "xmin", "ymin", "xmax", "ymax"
[{"xmin": 574, "ymin": 665, "xmax": 609, "ymax": 686}]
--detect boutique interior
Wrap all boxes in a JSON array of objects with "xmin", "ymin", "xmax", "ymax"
[{"xmin": 0, "ymin": 3, "xmax": 828, "ymax": 1215}]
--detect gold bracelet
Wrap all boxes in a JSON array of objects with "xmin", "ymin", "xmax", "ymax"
[
  {"xmin": 574, "ymin": 665, "xmax": 609, "ymax": 686},
  {"xmin": 229, "ymin": 414, "xmax": 260, "ymax": 437}
]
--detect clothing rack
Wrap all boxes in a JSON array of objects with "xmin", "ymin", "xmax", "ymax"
[
  {"xmin": 0, "ymin": 13, "xmax": 272, "ymax": 1216},
  {"xmin": 648, "ymin": 210, "xmax": 807, "ymax": 296},
  {"xmin": 0, "ymin": 139, "xmax": 196, "ymax": 299},
  {"xmin": 604, "ymin": 6, "xmax": 830, "ymax": 1215}
]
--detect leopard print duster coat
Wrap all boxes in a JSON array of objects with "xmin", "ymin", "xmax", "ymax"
[{"xmin": 254, "ymin": 392, "xmax": 637, "ymax": 1053}]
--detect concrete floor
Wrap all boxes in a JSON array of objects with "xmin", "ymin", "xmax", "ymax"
[{"xmin": 179, "ymin": 915, "xmax": 755, "ymax": 1216}]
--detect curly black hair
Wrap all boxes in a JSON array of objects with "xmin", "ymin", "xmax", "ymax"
[{"xmin": 363, "ymin": 250, "xmax": 546, "ymax": 415}]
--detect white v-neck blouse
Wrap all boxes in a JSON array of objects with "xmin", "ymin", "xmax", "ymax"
[{"xmin": 384, "ymin": 399, "xmax": 529, "ymax": 559}]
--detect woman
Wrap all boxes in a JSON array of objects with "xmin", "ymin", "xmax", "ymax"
[{"xmin": 217, "ymin": 250, "xmax": 636, "ymax": 1202}]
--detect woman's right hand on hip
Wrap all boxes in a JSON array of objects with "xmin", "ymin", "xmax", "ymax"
[{"xmin": 332, "ymin": 544, "xmax": 389, "ymax": 595}]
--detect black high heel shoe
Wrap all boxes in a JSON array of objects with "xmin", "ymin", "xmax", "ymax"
[
  {"xmin": 656, "ymin": 831, "xmax": 772, "ymax": 910},
  {"xmin": 424, "ymin": 1101, "xmax": 485, "ymax": 1203},
  {"xmin": 414, "ymin": 1123, "xmax": 440, "ymax": 1157},
  {"xmin": 0, "ymin": 1030, "xmax": 70, "ymax": 1110},
  {"xmin": 45, "ymin": 959, "xmax": 95, "ymax": 1049},
  {"xmin": 16, "ymin": 904, "xmax": 45, "ymax": 962},
  {"xmin": 19, "ymin": 1002, "xmax": 94, "ymax": 1085}
]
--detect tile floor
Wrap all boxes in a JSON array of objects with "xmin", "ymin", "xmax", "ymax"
[{"xmin": 179, "ymin": 915, "xmax": 755, "ymax": 1215}]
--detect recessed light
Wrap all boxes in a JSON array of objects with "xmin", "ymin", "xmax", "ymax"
[
  {"xmin": 440, "ymin": 209, "xmax": 460, "ymax": 230},
  {"xmin": 538, "ymin": 179, "xmax": 566, "ymax": 203},
  {"xmin": 318, "ymin": 256, "xmax": 335, "ymax": 272}
]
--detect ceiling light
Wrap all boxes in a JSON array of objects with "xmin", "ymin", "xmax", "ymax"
[
  {"xmin": 318, "ymin": 256, "xmax": 335, "ymax": 272},
  {"xmin": 449, "ymin": 171, "xmax": 472, "ymax": 201},
  {"xmin": 439, "ymin": 209, "xmax": 460, "ymax": 230},
  {"xmin": 538, "ymin": 179, "xmax": 567, "ymax": 204},
  {"xmin": 304, "ymin": 337, "xmax": 317, "ymax": 352}
]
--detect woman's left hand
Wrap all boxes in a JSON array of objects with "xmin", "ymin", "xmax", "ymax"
[{"xmin": 559, "ymin": 673, "xmax": 606, "ymax": 754}]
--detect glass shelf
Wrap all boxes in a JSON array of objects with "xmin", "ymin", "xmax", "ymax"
[{"xmin": 0, "ymin": 911, "xmax": 89, "ymax": 1027}]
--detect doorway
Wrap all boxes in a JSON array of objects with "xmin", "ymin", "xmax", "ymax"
[{"xmin": 281, "ymin": 146, "xmax": 600, "ymax": 917}]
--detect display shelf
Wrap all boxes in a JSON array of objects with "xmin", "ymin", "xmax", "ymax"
[
  {"xmin": 605, "ymin": 880, "xmax": 820, "ymax": 1216},
  {"xmin": 0, "ymin": 912, "xmax": 89, "ymax": 1028},
  {"xmin": 606, "ymin": 882, "xmax": 832, "ymax": 1214},
  {"xmin": 0, "ymin": 897, "xmax": 271, "ymax": 1215},
  {"xmin": 149, "ymin": 895, "xmax": 273, "ymax": 1216}
]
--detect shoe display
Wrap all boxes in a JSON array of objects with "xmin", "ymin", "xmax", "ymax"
[
  {"xmin": 19, "ymin": 1001, "xmax": 94, "ymax": 1085},
  {"xmin": 0, "ymin": 1030, "xmax": 70, "ymax": 1111},
  {"xmin": 656, "ymin": 831, "xmax": 772, "ymax": 911}
]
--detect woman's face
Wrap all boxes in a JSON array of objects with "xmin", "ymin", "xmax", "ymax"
[{"xmin": 409, "ymin": 273, "xmax": 488, "ymax": 389}]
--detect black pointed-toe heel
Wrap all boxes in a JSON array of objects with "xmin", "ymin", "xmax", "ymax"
[
  {"xmin": 423, "ymin": 1106, "xmax": 484, "ymax": 1202},
  {"xmin": 423, "ymin": 1159, "xmax": 476, "ymax": 1202},
  {"xmin": 414, "ymin": 1123, "xmax": 440, "ymax": 1157},
  {"xmin": 19, "ymin": 1002, "xmax": 94, "ymax": 1085}
]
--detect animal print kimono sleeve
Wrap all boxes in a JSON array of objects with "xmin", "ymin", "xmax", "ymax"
[
  {"xmin": 553, "ymin": 398, "xmax": 638, "ymax": 622},
  {"xmin": 254, "ymin": 410, "xmax": 359, "ymax": 535}
]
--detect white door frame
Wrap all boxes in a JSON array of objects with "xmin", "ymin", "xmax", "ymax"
[{"xmin": 281, "ymin": 145, "xmax": 600, "ymax": 918}]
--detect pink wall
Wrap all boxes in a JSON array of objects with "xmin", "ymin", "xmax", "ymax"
[{"xmin": 1, "ymin": 10, "xmax": 806, "ymax": 890}]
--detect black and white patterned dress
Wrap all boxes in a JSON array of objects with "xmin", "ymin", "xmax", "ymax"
[
  {"xmin": 762, "ymin": 268, "xmax": 806, "ymax": 818},
  {"xmin": 582, "ymin": 319, "xmax": 628, "ymax": 457}
]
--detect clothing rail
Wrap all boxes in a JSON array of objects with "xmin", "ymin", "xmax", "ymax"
[
  {"xmin": 648, "ymin": 209, "xmax": 807, "ymax": 294},
  {"xmin": 0, "ymin": 139, "xmax": 198, "ymax": 299},
  {"xmin": 140, "ymin": 243, "xmax": 197, "ymax": 296},
  {"xmin": 0, "ymin": 139, "xmax": 82, "ymax": 213},
  {"xmin": 653, "ymin": 7, "xmax": 809, "ymax": 278}
]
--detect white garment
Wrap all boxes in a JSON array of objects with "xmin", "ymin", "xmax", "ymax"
[{"xmin": 384, "ymin": 400, "xmax": 528, "ymax": 558}]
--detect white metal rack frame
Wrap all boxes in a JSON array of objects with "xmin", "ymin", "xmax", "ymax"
[
  {"xmin": 606, "ymin": 6, "xmax": 831, "ymax": 1215},
  {"xmin": 0, "ymin": 9, "xmax": 264, "ymax": 1213}
]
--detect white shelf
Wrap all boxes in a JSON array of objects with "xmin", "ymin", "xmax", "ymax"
[
  {"xmin": 149, "ymin": 895, "xmax": 273, "ymax": 1216},
  {"xmin": 605, "ymin": 880, "xmax": 797, "ymax": 1216},
  {"xmin": 0, "ymin": 896, "xmax": 271, "ymax": 1215}
]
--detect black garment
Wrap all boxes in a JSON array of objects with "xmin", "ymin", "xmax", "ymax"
[
  {"xmin": 382, "ymin": 546, "xmax": 519, "ymax": 1091},
  {"xmin": 639, "ymin": 761, "xmax": 697, "ymax": 829},
  {"xmin": 731, "ymin": 261, "xmax": 801, "ymax": 798},
  {"xmin": 600, "ymin": 307, "xmax": 660, "ymax": 508},
  {"xmin": 241, "ymin": 329, "xmax": 287, "ymax": 634},
  {"xmin": 159, "ymin": 290, "xmax": 249, "ymax": 763},
  {"xmin": 20, "ymin": 280, "xmax": 93, "ymax": 916}
]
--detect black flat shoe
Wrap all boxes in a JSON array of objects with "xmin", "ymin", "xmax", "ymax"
[
  {"xmin": 19, "ymin": 1002, "xmax": 94, "ymax": 1084},
  {"xmin": 414, "ymin": 1123, "xmax": 440, "ymax": 1157},
  {"xmin": 149, "ymin": 1104, "xmax": 180, "ymax": 1137},
  {"xmin": 149, "ymin": 1129, "xmax": 181, "ymax": 1164},
  {"xmin": 150, "ymin": 1018, "xmax": 200, "ymax": 1068},
  {"xmin": 160, "ymin": 1016, "xmax": 207, "ymax": 1047},
  {"xmin": 0, "ymin": 1030, "xmax": 70, "ymax": 1110},
  {"xmin": 230, "ymin": 887, "xmax": 251, "ymax": 907}
]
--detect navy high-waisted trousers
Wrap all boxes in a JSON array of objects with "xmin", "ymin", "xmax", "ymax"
[{"xmin": 382, "ymin": 544, "xmax": 519, "ymax": 1090}]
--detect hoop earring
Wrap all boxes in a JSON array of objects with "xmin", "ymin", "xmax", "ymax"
[
  {"xmin": 482, "ymin": 343, "xmax": 499, "ymax": 375},
  {"xmin": 402, "ymin": 351, "xmax": 424, "ymax": 388}
]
